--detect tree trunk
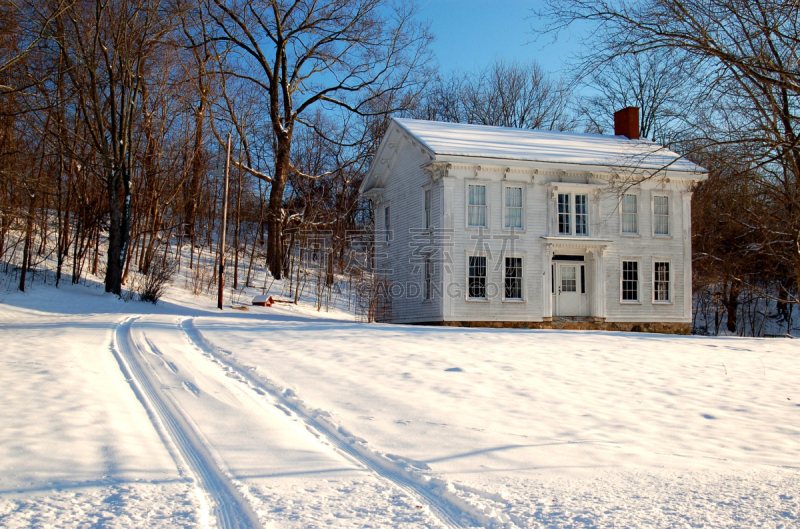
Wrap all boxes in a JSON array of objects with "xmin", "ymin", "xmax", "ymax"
[
  {"xmin": 233, "ymin": 162, "xmax": 242, "ymax": 290},
  {"xmin": 724, "ymin": 282, "xmax": 741, "ymax": 334},
  {"xmin": 184, "ymin": 73, "xmax": 206, "ymax": 239},
  {"xmin": 18, "ymin": 192, "xmax": 36, "ymax": 292},
  {"xmin": 105, "ymin": 167, "xmax": 132, "ymax": 296},
  {"xmin": 266, "ymin": 142, "xmax": 289, "ymax": 279}
]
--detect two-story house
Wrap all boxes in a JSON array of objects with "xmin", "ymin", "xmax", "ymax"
[{"xmin": 359, "ymin": 109, "xmax": 707, "ymax": 333}]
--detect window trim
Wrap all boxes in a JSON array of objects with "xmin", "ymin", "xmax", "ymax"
[
  {"xmin": 620, "ymin": 193, "xmax": 640, "ymax": 236},
  {"xmin": 652, "ymin": 258, "xmax": 673, "ymax": 304},
  {"xmin": 503, "ymin": 185, "xmax": 525, "ymax": 231},
  {"xmin": 652, "ymin": 194, "xmax": 671, "ymax": 237},
  {"xmin": 466, "ymin": 181, "xmax": 489, "ymax": 229},
  {"xmin": 502, "ymin": 253, "xmax": 525, "ymax": 302},
  {"xmin": 620, "ymin": 257, "xmax": 642, "ymax": 304},
  {"xmin": 466, "ymin": 253, "xmax": 489, "ymax": 301}
]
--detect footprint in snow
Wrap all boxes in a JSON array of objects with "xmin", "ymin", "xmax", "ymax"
[
  {"xmin": 183, "ymin": 381, "xmax": 200, "ymax": 397},
  {"xmin": 702, "ymin": 414, "xmax": 716, "ymax": 420},
  {"xmin": 445, "ymin": 367, "xmax": 463, "ymax": 372}
]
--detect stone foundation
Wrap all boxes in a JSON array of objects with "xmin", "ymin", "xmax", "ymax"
[{"xmin": 429, "ymin": 319, "xmax": 691, "ymax": 335}]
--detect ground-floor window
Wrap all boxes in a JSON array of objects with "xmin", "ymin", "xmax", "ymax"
[
  {"xmin": 504, "ymin": 257, "xmax": 523, "ymax": 299},
  {"xmin": 654, "ymin": 261, "xmax": 670, "ymax": 302},
  {"xmin": 622, "ymin": 260, "xmax": 639, "ymax": 302},
  {"xmin": 468, "ymin": 256, "xmax": 487, "ymax": 299}
]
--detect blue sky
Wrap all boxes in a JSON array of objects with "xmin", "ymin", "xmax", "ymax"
[{"xmin": 416, "ymin": 0, "xmax": 584, "ymax": 76}]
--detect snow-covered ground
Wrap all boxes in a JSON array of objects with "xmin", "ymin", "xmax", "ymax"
[{"xmin": 0, "ymin": 270, "xmax": 798, "ymax": 528}]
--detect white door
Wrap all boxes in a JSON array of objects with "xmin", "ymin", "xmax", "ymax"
[{"xmin": 557, "ymin": 264, "xmax": 582, "ymax": 316}]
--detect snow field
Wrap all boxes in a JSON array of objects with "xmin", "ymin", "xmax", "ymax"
[
  {"xmin": 0, "ymin": 303, "xmax": 201, "ymax": 528},
  {"xmin": 0, "ymin": 483, "xmax": 200, "ymax": 528},
  {"xmin": 192, "ymin": 314, "xmax": 800, "ymax": 527},
  {"xmin": 1, "ymin": 270, "xmax": 799, "ymax": 527}
]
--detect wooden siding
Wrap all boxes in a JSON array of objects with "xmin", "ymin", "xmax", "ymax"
[{"xmin": 372, "ymin": 142, "xmax": 695, "ymax": 325}]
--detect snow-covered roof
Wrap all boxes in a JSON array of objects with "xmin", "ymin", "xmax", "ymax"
[{"xmin": 393, "ymin": 118, "xmax": 705, "ymax": 173}]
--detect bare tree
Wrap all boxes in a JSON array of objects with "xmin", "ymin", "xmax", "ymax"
[
  {"xmin": 536, "ymin": 0, "xmax": 800, "ymax": 305},
  {"xmin": 56, "ymin": 0, "xmax": 177, "ymax": 295},
  {"xmin": 415, "ymin": 59, "xmax": 574, "ymax": 131},
  {"xmin": 577, "ymin": 50, "xmax": 693, "ymax": 144},
  {"xmin": 200, "ymin": 0, "xmax": 433, "ymax": 278}
]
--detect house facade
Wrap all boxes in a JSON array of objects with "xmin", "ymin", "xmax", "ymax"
[{"xmin": 359, "ymin": 111, "xmax": 707, "ymax": 333}]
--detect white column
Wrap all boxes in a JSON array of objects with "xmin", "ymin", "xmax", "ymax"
[
  {"xmin": 596, "ymin": 247, "xmax": 607, "ymax": 319},
  {"xmin": 442, "ymin": 178, "xmax": 454, "ymax": 320},
  {"xmin": 542, "ymin": 243, "xmax": 553, "ymax": 318}
]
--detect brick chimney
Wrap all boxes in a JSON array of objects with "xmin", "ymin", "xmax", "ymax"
[{"xmin": 614, "ymin": 107, "xmax": 640, "ymax": 139}]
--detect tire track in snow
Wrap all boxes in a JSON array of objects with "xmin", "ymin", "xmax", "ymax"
[
  {"xmin": 181, "ymin": 317, "xmax": 478, "ymax": 529},
  {"xmin": 112, "ymin": 316, "xmax": 262, "ymax": 529}
]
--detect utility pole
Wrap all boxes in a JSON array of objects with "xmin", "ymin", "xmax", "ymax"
[{"xmin": 217, "ymin": 132, "xmax": 231, "ymax": 310}]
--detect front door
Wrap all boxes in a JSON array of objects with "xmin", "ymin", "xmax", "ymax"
[{"xmin": 557, "ymin": 264, "xmax": 582, "ymax": 316}]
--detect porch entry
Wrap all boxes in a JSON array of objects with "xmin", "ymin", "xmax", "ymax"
[{"xmin": 553, "ymin": 255, "xmax": 586, "ymax": 317}]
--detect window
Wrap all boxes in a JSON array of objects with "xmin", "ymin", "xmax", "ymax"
[
  {"xmin": 423, "ymin": 254, "xmax": 432, "ymax": 300},
  {"xmin": 561, "ymin": 266, "xmax": 577, "ymax": 292},
  {"xmin": 504, "ymin": 187, "xmax": 523, "ymax": 229},
  {"xmin": 557, "ymin": 193, "xmax": 589, "ymax": 236},
  {"xmin": 621, "ymin": 194, "xmax": 638, "ymax": 234},
  {"xmin": 654, "ymin": 261, "xmax": 670, "ymax": 302},
  {"xmin": 653, "ymin": 195, "xmax": 669, "ymax": 235},
  {"xmin": 575, "ymin": 195, "xmax": 588, "ymax": 235},
  {"xmin": 468, "ymin": 184, "xmax": 487, "ymax": 227},
  {"xmin": 622, "ymin": 261, "xmax": 639, "ymax": 301},
  {"xmin": 558, "ymin": 193, "xmax": 571, "ymax": 234},
  {"xmin": 468, "ymin": 256, "xmax": 487, "ymax": 299},
  {"xmin": 424, "ymin": 189, "xmax": 432, "ymax": 230},
  {"xmin": 384, "ymin": 205, "xmax": 390, "ymax": 242},
  {"xmin": 504, "ymin": 257, "xmax": 523, "ymax": 300}
]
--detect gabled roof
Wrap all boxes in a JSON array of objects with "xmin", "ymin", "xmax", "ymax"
[{"xmin": 393, "ymin": 118, "xmax": 705, "ymax": 173}]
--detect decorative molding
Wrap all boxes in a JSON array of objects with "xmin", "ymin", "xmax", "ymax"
[
  {"xmin": 361, "ymin": 187, "xmax": 384, "ymax": 201},
  {"xmin": 422, "ymin": 162, "xmax": 452, "ymax": 181}
]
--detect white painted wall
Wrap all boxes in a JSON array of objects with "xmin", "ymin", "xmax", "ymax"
[{"xmin": 371, "ymin": 134, "xmax": 696, "ymax": 325}]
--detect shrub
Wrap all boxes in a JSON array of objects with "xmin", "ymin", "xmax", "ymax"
[{"xmin": 139, "ymin": 258, "xmax": 177, "ymax": 304}]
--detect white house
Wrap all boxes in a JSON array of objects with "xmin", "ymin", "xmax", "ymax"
[{"xmin": 359, "ymin": 109, "xmax": 707, "ymax": 333}]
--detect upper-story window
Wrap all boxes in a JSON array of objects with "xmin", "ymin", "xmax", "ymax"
[
  {"xmin": 424, "ymin": 189, "xmax": 432, "ymax": 230},
  {"xmin": 653, "ymin": 195, "xmax": 669, "ymax": 235},
  {"xmin": 575, "ymin": 194, "xmax": 588, "ymax": 235},
  {"xmin": 621, "ymin": 194, "xmax": 639, "ymax": 234},
  {"xmin": 557, "ymin": 193, "xmax": 589, "ymax": 236},
  {"xmin": 558, "ymin": 193, "xmax": 570, "ymax": 234},
  {"xmin": 504, "ymin": 187, "xmax": 523, "ymax": 229},
  {"xmin": 468, "ymin": 184, "xmax": 487, "ymax": 228}
]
